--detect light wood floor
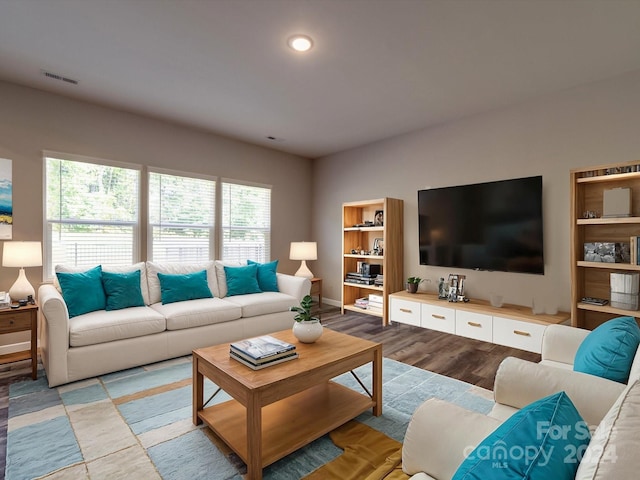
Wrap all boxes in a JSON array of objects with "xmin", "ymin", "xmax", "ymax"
[{"xmin": 318, "ymin": 305, "xmax": 540, "ymax": 391}]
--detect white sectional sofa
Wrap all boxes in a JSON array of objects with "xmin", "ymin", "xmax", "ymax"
[
  {"xmin": 402, "ymin": 373, "xmax": 640, "ymax": 480},
  {"xmin": 38, "ymin": 260, "xmax": 310, "ymax": 387},
  {"xmin": 401, "ymin": 318, "xmax": 640, "ymax": 479}
]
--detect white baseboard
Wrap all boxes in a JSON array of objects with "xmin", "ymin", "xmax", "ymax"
[{"xmin": 322, "ymin": 298, "xmax": 340, "ymax": 307}]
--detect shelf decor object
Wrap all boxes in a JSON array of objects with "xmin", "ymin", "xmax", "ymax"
[
  {"xmin": 342, "ymin": 197, "xmax": 403, "ymax": 325},
  {"xmin": 2, "ymin": 241, "xmax": 42, "ymax": 301},
  {"xmin": 571, "ymin": 160, "xmax": 640, "ymax": 329},
  {"xmin": 290, "ymin": 241, "xmax": 317, "ymax": 279}
]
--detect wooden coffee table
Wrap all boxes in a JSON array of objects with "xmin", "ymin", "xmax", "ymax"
[{"xmin": 192, "ymin": 328, "xmax": 382, "ymax": 480}]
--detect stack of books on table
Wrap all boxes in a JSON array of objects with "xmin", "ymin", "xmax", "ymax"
[
  {"xmin": 230, "ymin": 335, "xmax": 298, "ymax": 370},
  {"xmin": 367, "ymin": 294, "xmax": 383, "ymax": 314}
]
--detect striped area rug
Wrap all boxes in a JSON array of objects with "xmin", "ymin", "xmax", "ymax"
[{"xmin": 6, "ymin": 357, "xmax": 494, "ymax": 479}]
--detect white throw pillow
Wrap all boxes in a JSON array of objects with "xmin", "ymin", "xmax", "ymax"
[
  {"xmin": 214, "ymin": 260, "xmax": 244, "ymax": 298},
  {"xmin": 575, "ymin": 379, "xmax": 640, "ymax": 479}
]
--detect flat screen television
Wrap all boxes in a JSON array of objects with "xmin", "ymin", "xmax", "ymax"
[{"xmin": 418, "ymin": 176, "xmax": 544, "ymax": 274}]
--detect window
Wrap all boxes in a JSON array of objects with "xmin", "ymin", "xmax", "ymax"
[
  {"xmin": 43, "ymin": 154, "xmax": 273, "ymax": 277},
  {"xmin": 148, "ymin": 170, "xmax": 215, "ymax": 262},
  {"xmin": 221, "ymin": 181, "xmax": 271, "ymax": 263},
  {"xmin": 44, "ymin": 154, "xmax": 140, "ymax": 278}
]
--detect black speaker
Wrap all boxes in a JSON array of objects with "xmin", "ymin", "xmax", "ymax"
[{"xmin": 360, "ymin": 263, "xmax": 381, "ymax": 276}]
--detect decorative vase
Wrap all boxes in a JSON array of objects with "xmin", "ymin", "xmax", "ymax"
[
  {"xmin": 406, "ymin": 282, "xmax": 418, "ymax": 294},
  {"xmin": 293, "ymin": 319, "xmax": 323, "ymax": 343}
]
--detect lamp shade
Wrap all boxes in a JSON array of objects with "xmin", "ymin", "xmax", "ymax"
[
  {"xmin": 3, "ymin": 241, "xmax": 42, "ymax": 301},
  {"xmin": 2, "ymin": 241, "xmax": 43, "ymax": 268},
  {"xmin": 289, "ymin": 242, "xmax": 317, "ymax": 261},
  {"xmin": 290, "ymin": 241, "xmax": 317, "ymax": 279}
]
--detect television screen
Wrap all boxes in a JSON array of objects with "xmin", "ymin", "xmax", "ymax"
[{"xmin": 418, "ymin": 176, "xmax": 544, "ymax": 274}]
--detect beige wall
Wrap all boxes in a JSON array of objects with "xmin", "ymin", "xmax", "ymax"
[
  {"xmin": 5, "ymin": 66, "xmax": 640, "ymax": 348},
  {"xmin": 313, "ymin": 70, "xmax": 640, "ymax": 314},
  {"xmin": 0, "ymin": 80, "xmax": 312, "ymax": 348}
]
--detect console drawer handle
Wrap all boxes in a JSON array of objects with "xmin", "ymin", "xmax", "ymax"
[
  {"xmin": 399, "ymin": 308, "xmax": 412, "ymax": 314},
  {"xmin": 514, "ymin": 330, "xmax": 531, "ymax": 337},
  {"xmin": 468, "ymin": 321, "xmax": 482, "ymax": 328},
  {"xmin": 432, "ymin": 314, "xmax": 446, "ymax": 320}
]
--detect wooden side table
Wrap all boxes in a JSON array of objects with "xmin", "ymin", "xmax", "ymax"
[
  {"xmin": 0, "ymin": 303, "xmax": 38, "ymax": 379},
  {"xmin": 310, "ymin": 277, "xmax": 322, "ymax": 308}
]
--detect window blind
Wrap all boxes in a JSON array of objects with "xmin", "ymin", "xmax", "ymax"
[
  {"xmin": 221, "ymin": 181, "xmax": 271, "ymax": 263},
  {"xmin": 148, "ymin": 171, "xmax": 215, "ymax": 262},
  {"xmin": 44, "ymin": 156, "xmax": 140, "ymax": 278}
]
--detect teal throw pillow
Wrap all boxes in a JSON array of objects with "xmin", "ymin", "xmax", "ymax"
[
  {"xmin": 247, "ymin": 259, "xmax": 279, "ymax": 292},
  {"xmin": 224, "ymin": 264, "xmax": 261, "ymax": 296},
  {"xmin": 157, "ymin": 270, "xmax": 213, "ymax": 305},
  {"xmin": 452, "ymin": 391, "xmax": 590, "ymax": 480},
  {"xmin": 56, "ymin": 265, "xmax": 106, "ymax": 318},
  {"xmin": 101, "ymin": 270, "xmax": 145, "ymax": 311},
  {"xmin": 574, "ymin": 316, "xmax": 640, "ymax": 383}
]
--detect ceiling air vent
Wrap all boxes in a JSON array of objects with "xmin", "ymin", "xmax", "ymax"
[{"xmin": 41, "ymin": 70, "xmax": 79, "ymax": 85}]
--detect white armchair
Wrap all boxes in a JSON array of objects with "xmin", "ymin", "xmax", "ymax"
[
  {"xmin": 540, "ymin": 323, "xmax": 590, "ymax": 368},
  {"xmin": 401, "ymin": 322, "xmax": 640, "ymax": 480},
  {"xmin": 486, "ymin": 322, "xmax": 640, "ymax": 427},
  {"xmin": 540, "ymin": 323, "xmax": 640, "ymax": 384},
  {"xmin": 491, "ymin": 357, "xmax": 624, "ymax": 427},
  {"xmin": 402, "ymin": 379, "xmax": 640, "ymax": 480},
  {"xmin": 402, "ymin": 398, "xmax": 501, "ymax": 480}
]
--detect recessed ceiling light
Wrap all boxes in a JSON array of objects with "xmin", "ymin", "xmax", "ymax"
[{"xmin": 287, "ymin": 34, "xmax": 313, "ymax": 52}]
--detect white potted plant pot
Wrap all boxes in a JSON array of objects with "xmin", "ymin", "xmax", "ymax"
[
  {"xmin": 293, "ymin": 319, "xmax": 323, "ymax": 343},
  {"xmin": 290, "ymin": 294, "xmax": 323, "ymax": 344}
]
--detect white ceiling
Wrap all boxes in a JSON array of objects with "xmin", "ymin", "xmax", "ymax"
[{"xmin": 1, "ymin": 0, "xmax": 640, "ymax": 158}]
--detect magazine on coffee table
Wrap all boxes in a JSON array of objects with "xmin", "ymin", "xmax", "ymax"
[
  {"xmin": 230, "ymin": 335, "xmax": 296, "ymax": 360},
  {"xmin": 231, "ymin": 347, "xmax": 298, "ymax": 365},
  {"xmin": 230, "ymin": 350, "xmax": 299, "ymax": 370}
]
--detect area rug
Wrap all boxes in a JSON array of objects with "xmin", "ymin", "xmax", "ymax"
[
  {"xmin": 6, "ymin": 356, "xmax": 494, "ymax": 480},
  {"xmin": 302, "ymin": 420, "xmax": 404, "ymax": 480}
]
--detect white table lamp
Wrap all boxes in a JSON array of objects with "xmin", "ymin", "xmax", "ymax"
[
  {"xmin": 2, "ymin": 241, "xmax": 43, "ymax": 301},
  {"xmin": 290, "ymin": 241, "xmax": 317, "ymax": 279}
]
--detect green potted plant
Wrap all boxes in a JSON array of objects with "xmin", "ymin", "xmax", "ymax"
[
  {"xmin": 406, "ymin": 276, "xmax": 421, "ymax": 294},
  {"xmin": 290, "ymin": 294, "xmax": 323, "ymax": 343}
]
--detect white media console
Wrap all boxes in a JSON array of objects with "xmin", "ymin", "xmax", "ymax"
[{"xmin": 389, "ymin": 291, "xmax": 570, "ymax": 353}]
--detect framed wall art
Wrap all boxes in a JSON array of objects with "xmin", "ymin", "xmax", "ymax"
[{"xmin": 0, "ymin": 159, "xmax": 12, "ymax": 239}]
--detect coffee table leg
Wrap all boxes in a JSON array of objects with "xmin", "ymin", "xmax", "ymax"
[
  {"xmin": 247, "ymin": 393, "xmax": 263, "ymax": 480},
  {"xmin": 373, "ymin": 345, "xmax": 382, "ymax": 416},
  {"xmin": 193, "ymin": 356, "xmax": 203, "ymax": 425}
]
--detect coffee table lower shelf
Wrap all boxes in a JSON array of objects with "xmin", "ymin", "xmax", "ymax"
[{"xmin": 197, "ymin": 380, "xmax": 374, "ymax": 468}]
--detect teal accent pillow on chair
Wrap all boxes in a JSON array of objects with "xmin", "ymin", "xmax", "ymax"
[
  {"xmin": 157, "ymin": 270, "xmax": 213, "ymax": 304},
  {"xmin": 56, "ymin": 265, "xmax": 106, "ymax": 318},
  {"xmin": 452, "ymin": 391, "xmax": 590, "ymax": 480},
  {"xmin": 224, "ymin": 264, "xmax": 262, "ymax": 296},
  {"xmin": 102, "ymin": 270, "xmax": 145, "ymax": 310},
  {"xmin": 247, "ymin": 259, "xmax": 279, "ymax": 292},
  {"xmin": 574, "ymin": 316, "xmax": 640, "ymax": 383}
]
